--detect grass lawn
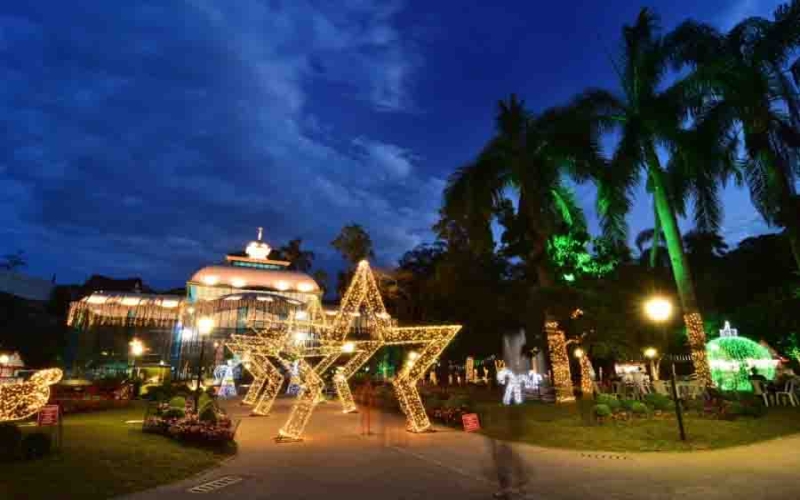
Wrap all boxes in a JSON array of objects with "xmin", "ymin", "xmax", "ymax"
[
  {"xmin": 0, "ymin": 402, "xmax": 234, "ymax": 499},
  {"xmin": 476, "ymin": 400, "xmax": 800, "ymax": 452}
]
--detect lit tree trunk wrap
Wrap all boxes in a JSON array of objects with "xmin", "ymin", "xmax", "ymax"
[
  {"xmin": 647, "ymin": 152, "xmax": 711, "ymax": 385},
  {"xmin": 579, "ymin": 354, "xmax": 594, "ymax": 395},
  {"xmin": 546, "ymin": 320, "xmax": 574, "ymax": 402}
]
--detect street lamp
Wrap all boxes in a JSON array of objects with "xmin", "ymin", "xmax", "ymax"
[
  {"xmin": 644, "ymin": 347, "xmax": 659, "ymax": 381},
  {"xmin": 644, "ymin": 296, "xmax": 672, "ymax": 323},
  {"xmin": 194, "ymin": 317, "xmax": 215, "ymax": 411},
  {"xmin": 573, "ymin": 347, "xmax": 585, "ymax": 359},
  {"xmin": 129, "ymin": 338, "xmax": 145, "ymax": 380},
  {"xmin": 643, "ymin": 296, "xmax": 685, "ymax": 441}
]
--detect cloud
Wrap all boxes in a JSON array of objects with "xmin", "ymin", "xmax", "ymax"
[
  {"xmin": 0, "ymin": 1, "xmax": 438, "ymax": 288},
  {"xmin": 716, "ymin": 0, "xmax": 785, "ymax": 29}
]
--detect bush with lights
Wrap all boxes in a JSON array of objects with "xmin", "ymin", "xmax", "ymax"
[{"xmin": 143, "ymin": 395, "xmax": 236, "ymax": 445}]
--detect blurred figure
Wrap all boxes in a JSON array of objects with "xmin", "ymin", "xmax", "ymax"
[{"xmin": 489, "ymin": 408, "xmax": 528, "ymax": 498}]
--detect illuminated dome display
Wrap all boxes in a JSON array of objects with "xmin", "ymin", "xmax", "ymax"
[{"xmin": 707, "ymin": 335, "xmax": 776, "ymax": 391}]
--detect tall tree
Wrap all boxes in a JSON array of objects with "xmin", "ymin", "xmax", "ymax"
[
  {"xmin": 577, "ymin": 8, "xmax": 736, "ymax": 383},
  {"xmin": 669, "ymin": 1, "xmax": 800, "ymax": 271},
  {"xmin": 278, "ymin": 238, "xmax": 315, "ymax": 272},
  {"xmin": 331, "ymin": 224, "xmax": 375, "ymax": 266}
]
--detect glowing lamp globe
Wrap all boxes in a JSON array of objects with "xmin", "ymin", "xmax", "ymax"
[
  {"xmin": 0, "ymin": 354, "xmax": 9, "ymax": 365},
  {"xmin": 644, "ymin": 297, "xmax": 672, "ymax": 322},
  {"xmin": 706, "ymin": 336, "xmax": 776, "ymax": 391}
]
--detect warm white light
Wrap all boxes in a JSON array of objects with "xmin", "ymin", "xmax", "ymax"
[
  {"xmin": 120, "ymin": 297, "xmax": 141, "ymax": 306},
  {"xmin": 231, "ymin": 278, "xmax": 246, "ymax": 288},
  {"xmin": 187, "ymin": 306, "xmax": 195, "ymax": 314},
  {"xmin": 0, "ymin": 354, "xmax": 9, "ymax": 365},
  {"xmin": 182, "ymin": 328, "xmax": 194, "ymax": 341},
  {"xmin": 130, "ymin": 339, "xmax": 145, "ymax": 357},
  {"xmin": 86, "ymin": 295, "xmax": 108, "ymax": 304},
  {"xmin": 644, "ymin": 296, "xmax": 672, "ymax": 322},
  {"xmin": 246, "ymin": 241, "xmax": 271, "ymax": 260},
  {"xmin": 160, "ymin": 299, "xmax": 179, "ymax": 308},
  {"xmin": 197, "ymin": 317, "xmax": 215, "ymax": 336},
  {"xmin": 297, "ymin": 282, "xmax": 315, "ymax": 292},
  {"xmin": 202, "ymin": 275, "xmax": 219, "ymax": 286},
  {"xmin": 224, "ymin": 295, "xmax": 242, "ymax": 301},
  {"xmin": 294, "ymin": 332, "xmax": 309, "ymax": 343},
  {"xmin": 295, "ymin": 310, "xmax": 309, "ymax": 320},
  {"xmin": 275, "ymin": 281, "xmax": 290, "ymax": 291},
  {"xmin": 408, "ymin": 351, "xmax": 419, "ymax": 361},
  {"xmin": 644, "ymin": 347, "xmax": 658, "ymax": 359},
  {"xmin": 573, "ymin": 347, "xmax": 584, "ymax": 359},
  {"xmin": 341, "ymin": 342, "xmax": 355, "ymax": 353},
  {"xmin": 256, "ymin": 296, "xmax": 273, "ymax": 302}
]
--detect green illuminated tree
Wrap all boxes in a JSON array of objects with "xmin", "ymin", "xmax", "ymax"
[{"xmin": 669, "ymin": 1, "xmax": 800, "ymax": 271}]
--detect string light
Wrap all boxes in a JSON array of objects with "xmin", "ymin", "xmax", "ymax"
[
  {"xmin": 230, "ymin": 261, "xmax": 460, "ymax": 440},
  {"xmin": 685, "ymin": 312, "xmax": 712, "ymax": 386},
  {"xmin": 0, "ymin": 368, "xmax": 63, "ymax": 422},
  {"xmin": 545, "ymin": 321, "xmax": 574, "ymax": 402},
  {"xmin": 576, "ymin": 350, "xmax": 594, "ymax": 395}
]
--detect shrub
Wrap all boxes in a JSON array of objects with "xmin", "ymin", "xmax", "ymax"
[
  {"xmin": 168, "ymin": 396, "xmax": 187, "ymax": 409},
  {"xmin": 199, "ymin": 405, "xmax": 218, "ymax": 424},
  {"xmin": 21, "ymin": 433, "xmax": 52, "ymax": 460},
  {"xmin": 593, "ymin": 404, "xmax": 611, "ymax": 418},
  {"xmin": 644, "ymin": 393, "xmax": 673, "ymax": 411},
  {"xmin": 162, "ymin": 408, "xmax": 185, "ymax": 420},
  {"xmin": 595, "ymin": 394, "xmax": 621, "ymax": 412},
  {"xmin": 198, "ymin": 393, "xmax": 214, "ymax": 414},
  {"xmin": 620, "ymin": 399, "xmax": 637, "ymax": 411},
  {"xmin": 631, "ymin": 402, "xmax": 649, "ymax": 416},
  {"xmin": 444, "ymin": 395, "xmax": 472, "ymax": 410},
  {"xmin": 0, "ymin": 423, "xmax": 22, "ymax": 461}
]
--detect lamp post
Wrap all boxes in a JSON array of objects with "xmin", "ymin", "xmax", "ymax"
[
  {"xmin": 0, "ymin": 354, "xmax": 9, "ymax": 378},
  {"xmin": 644, "ymin": 296, "xmax": 685, "ymax": 441},
  {"xmin": 129, "ymin": 338, "xmax": 145, "ymax": 379},
  {"xmin": 644, "ymin": 347, "xmax": 659, "ymax": 381},
  {"xmin": 195, "ymin": 317, "xmax": 215, "ymax": 411}
]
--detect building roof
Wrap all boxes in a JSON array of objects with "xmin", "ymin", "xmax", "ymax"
[{"xmin": 188, "ymin": 265, "xmax": 319, "ymax": 293}]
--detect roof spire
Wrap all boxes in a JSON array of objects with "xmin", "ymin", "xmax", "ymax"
[{"xmin": 257, "ymin": 227, "xmax": 263, "ymax": 241}]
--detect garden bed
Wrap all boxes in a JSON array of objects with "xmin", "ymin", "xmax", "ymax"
[
  {"xmin": 476, "ymin": 399, "xmax": 800, "ymax": 452},
  {"xmin": 0, "ymin": 402, "xmax": 234, "ymax": 499}
]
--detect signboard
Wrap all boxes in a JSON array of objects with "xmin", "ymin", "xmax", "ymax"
[
  {"xmin": 38, "ymin": 405, "xmax": 60, "ymax": 426},
  {"xmin": 461, "ymin": 413, "xmax": 481, "ymax": 432}
]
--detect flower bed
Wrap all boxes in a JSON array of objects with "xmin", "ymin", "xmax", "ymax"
[{"xmin": 143, "ymin": 400, "xmax": 237, "ymax": 445}]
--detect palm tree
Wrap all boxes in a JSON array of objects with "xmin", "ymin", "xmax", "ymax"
[
  {"xmin": 442, "ymin": 95, "xmax": 608, "ymax": 291},
  {"xmin": 634, "ymin": 228, "xmax": 669, "ymax": 268},
  {"xmin": 279, "ymin": 238, "xmax": 315, "ymax": 272},
  {"xmin": 441, "ymin": 95, "xmax": 608, "ymax": 400},
  {"xmin": 576, "ymin": 8, "xmax": 737, "ymax": 383},
  {"xmin": 669, "ymin": 1, "xmax": 800, "ymax": 271}
]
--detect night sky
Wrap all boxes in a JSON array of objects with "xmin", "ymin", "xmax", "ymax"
[{"xmin": 0, "ymin": 1, "xmax": 788, "ymax": 289}]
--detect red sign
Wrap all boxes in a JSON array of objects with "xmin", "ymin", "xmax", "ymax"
[
  {"xmin": 462, "ymin": 413, "xmax": 481, "ymax": 432},
  {"xmin": 38, "ymin": 405, "xmax": 60, "ymax": 426}
]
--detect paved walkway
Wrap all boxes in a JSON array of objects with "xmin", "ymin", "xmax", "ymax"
[{"xmin": 127, "ymin": 398, "xmax": 800, "ymax": 499}]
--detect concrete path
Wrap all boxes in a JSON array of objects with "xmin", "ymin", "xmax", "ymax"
[{"xmin": 126, "ymin": 398, "xmax": 800, "ymax": 499}]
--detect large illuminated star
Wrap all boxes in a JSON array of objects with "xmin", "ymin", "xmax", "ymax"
[{"xmin": 231, "ymin": 261, "xmax": 461, "ymax": 441}]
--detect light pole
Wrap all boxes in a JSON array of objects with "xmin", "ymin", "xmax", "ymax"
[
  {"xmin": 644, "ymin": 296, "xmax": 685, "ymax": 441},
  {"xmin": 195, "ymin": 317, "xmax": 215, "ymax": 411},
  {"xmin": 644, "ymin": 347, "xmax": 659, "ymax": 381},
  {"xmin": 129, "ymin": 338, "xmax": 145, "ymax": 379}
]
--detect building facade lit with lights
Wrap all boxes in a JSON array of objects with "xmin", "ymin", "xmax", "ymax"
[{"xmin": 67, "ymin": 229, "xmax": 322, "ymax": 379}]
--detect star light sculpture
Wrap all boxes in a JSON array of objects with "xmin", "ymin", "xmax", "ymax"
[{"xmin": 228, "ymin": 261, "xmax": 461, "ymax": 441}]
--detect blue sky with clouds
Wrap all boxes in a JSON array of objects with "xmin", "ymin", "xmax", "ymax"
[{"xmin": 0, "ymin": 0, "xmax": 789, "ymax": 288}]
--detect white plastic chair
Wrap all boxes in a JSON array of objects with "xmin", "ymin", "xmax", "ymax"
[
  {"xmin": 775, "ymin": 380, "xmax": 798, "ymax": 407},
  {"xmin": 751, "ymin": 380, "xmax": 770, "ymax": 407}
]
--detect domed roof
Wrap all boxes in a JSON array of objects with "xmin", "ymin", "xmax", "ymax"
[{"xmin": 189, "ymin": 265, "xmax": 319, "ymax": 293}]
